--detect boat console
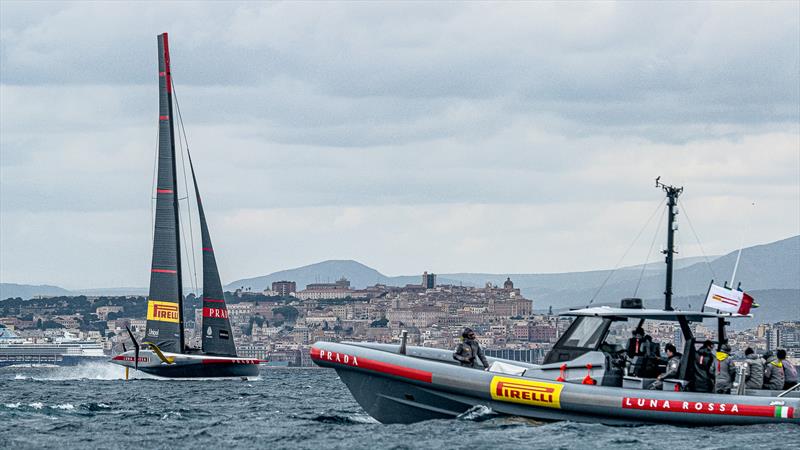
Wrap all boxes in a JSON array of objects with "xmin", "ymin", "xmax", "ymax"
[{"xmin": 540, "ymin": 302, "xmax": 761, "ymax": 392}]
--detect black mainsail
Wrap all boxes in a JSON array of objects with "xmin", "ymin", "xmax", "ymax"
[
  {"xmin": 144, "ymin": 33, "xmax": 184, "ymax": 353},
  {"xmin": 188, "ymin": 154, "xmax": 237, "ymax": 356}
]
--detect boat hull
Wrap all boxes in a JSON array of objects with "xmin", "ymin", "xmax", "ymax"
[
  {"xmin": 311, "ymin": 341, "xmax": 800, "ymax": 426},
  {"xmin": 110, "ymin": 350, "xmax": 261, "ymax": 378}
]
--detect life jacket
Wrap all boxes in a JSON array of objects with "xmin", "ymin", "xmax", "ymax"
[{"xmin": 770, "ymin": 360, "xmax": 783, "ymax": 369}]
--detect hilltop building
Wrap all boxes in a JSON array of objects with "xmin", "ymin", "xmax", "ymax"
[
  {"xmin": 422, "ymin": 272, "xmax": 436, "ymax": 289},
  {"xmin": 294, "ymin": 277, "xmax": 368, "ymax": 300},
  {"xmin": 271, "ymin": 281, "xmax": 296, "ymax": 296}
]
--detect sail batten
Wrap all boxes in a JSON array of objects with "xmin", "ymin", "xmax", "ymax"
[{"xmin": 144, "ymin": 33, "xmax": 184, "ymax": 353}]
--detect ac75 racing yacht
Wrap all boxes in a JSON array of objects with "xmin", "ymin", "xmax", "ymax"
[
  {"xmin": 109, "ymin": 33, "xmax": 261, "ymax": 378},
  {"xmin": 311, "ymin": 180, "xmax": 799, "ymax": 425}
]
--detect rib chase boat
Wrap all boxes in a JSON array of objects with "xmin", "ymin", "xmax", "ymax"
[
  {"xmin": 110, "ymin": 33, "xmax": 260, "ymax": 378},
  {"xmin": 312, "ymin": 181, "xmax": 799, "ymax": 425}
]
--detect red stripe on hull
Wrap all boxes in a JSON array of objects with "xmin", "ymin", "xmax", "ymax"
[
  {"xmin": 310, "ymin": 347, "xmax": 432, "ymax": 383},
  {"xmin": 204, "ymin": 299, "xmax": 225, "ymax": 303},
  {"xmin": 622, "ymin": 397, "xmax": 782, "ymax": 417},
  {"xmin": 151, "ymin": 269, "xmax": 177, "ymax": 274},
  {"xmin": 202, "ymin": 247, "xmax": 213, "ymax": 252},
  {"xmin": 156, "ymin": 189, "xmax": 173, "ymax": 194}
]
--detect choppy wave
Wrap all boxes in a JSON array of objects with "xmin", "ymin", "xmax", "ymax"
[
  {"xmin": 457, "ymin": 404, "xmax": 496, "ymax": 421},
  {"xmin": 50, "ymin": 403, "xmax": 75, "ymax": 410},
  {"xmin": 1, "ymin": 368, "xmax": 797, "ymax": 449},
  {"xmin": 310, "ymin": 413, "xmax": 379, "ymax": 425}
]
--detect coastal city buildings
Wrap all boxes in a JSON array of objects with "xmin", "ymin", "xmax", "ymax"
[{"xmin": 1, "ymin": 276, "xmax": 798, "ymax": 367}]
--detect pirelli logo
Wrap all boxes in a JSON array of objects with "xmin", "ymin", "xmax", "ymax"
[
  {"xmin": 147, "ymin": 300, "xmax": 179, "ymax": 323},
  {"xmin": 490, "ymin": 376, "xmax": 563, "ymax": 409}
]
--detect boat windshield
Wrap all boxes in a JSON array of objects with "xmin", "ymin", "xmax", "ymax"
[
  {"xmin": 604, "ymin": 320, "xmax": 632, "ymax": 347},
  {"xmin": 560, "ymin": 316, "xmax": 607, "ymax": 348}
]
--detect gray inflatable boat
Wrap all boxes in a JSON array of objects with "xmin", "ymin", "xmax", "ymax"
[
  {"xmin": 312, "ymin": 181, "xmax": 799, "ymax": 425},
  {"xmin": 311, "ymin": 320, "xmax": 799, "ymax": 426}
]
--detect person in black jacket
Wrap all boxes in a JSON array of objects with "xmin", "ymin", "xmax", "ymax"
[
  {"xmin": 694, "ymin": 340, "xmax": 715, "ymax": 392},
  {"xmin": 649, "ymin": 343, "xmax": 681, "ymax": 390},
  {"xmin": 626, "ymin": 327, "xmax": 646, "ymax": 359},
  {"xmin": 453, "ymin": 328, "xmax": 490, "ymax": 370}
]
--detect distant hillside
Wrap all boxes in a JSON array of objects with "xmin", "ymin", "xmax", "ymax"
[
  {"xmin": 0, "ymin": 283, "xmax": 73, "ymax": 300},
  {"xmin": 227, "ymin": 235, "xmax": 798, "ymax": 323},
  {"xmin": 74, "ymin": 287, "xmax": 149, "ymax": 296},
  {"xmin": 531, "ymin": 235, "xmax": 799, "ymax": 310},
  {"xmin": 8, "ymin": 234, "xmax": 799, "ymax": 328},
  {"xmin": 226, "ymin": 260, "xmax": 464, "ymax": 292}
]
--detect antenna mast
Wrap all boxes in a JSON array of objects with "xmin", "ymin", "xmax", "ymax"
[{"xmin": 655, "ymin": 177, "xmax": 683, "ymax": 311}]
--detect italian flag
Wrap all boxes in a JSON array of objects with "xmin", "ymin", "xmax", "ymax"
[{"xmin": 774, "ymin": 406, "xmax": 794, "ymax": 419}]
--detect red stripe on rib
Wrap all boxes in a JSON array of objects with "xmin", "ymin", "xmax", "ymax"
[
  {"xmin": 156, "ymin": 189, "xmax": 173, "ymax": 194},
  {"xmin": 159, "ymin": 71, "xmax": 166, "ymax": 77},
  {"xmin": 204, "ymin": 299, "xmax": 225, "ymax": 303},
  {"xmin": 310, "ymin": 347, "xmax": 432, "ymax": 383},
  {"xmin": 202, "ymin": 247, "xmax": 213, "ymax": 252},
  {"xmin": 159, "ymin": 115, "xmax": 169, "ymax": 120},
  {"xmin": 151, "ymin": 269, "xmax": 177, "ymax": 274}
]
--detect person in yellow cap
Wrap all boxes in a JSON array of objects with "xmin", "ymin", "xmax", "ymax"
[{"xmin": 711, "ymin": 343, "xmax": 736, "ymax": 394}]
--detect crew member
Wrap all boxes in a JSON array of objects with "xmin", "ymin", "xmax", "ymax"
[
  {"xmin": 649, "ymin": 343, "xmax": 681, "ymax": 390},
  {"xmin": 743, "ymin": 347, "xmax": 764, "ymax": 390},
  {"xmin": 762, "ymin": 351, "xmax": 785, "ymax": 390},
  {"xmin": 693, "ymin": 340, "xmax": 715, "ymax": 393},
  {"xmin": 641, "ymin": 335, "xmax": 660, "ymax": 378},
  {"xmin": 626, "ymin": 327, "xmax": 646, "ymax": 359},
  {"xmin": 453, "ymin": 328, "xmax": 490, "ymax": 370},
  {"xmin": 776, "ymin": 349, "xmax": 798, "ymax": 390},
  {"xmin": 712, "ymin": 343, "xmax": 736, "ymax": 394}
]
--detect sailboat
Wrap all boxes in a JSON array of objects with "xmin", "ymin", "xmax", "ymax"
[{"xmin": 110, "ymin": 33, "xmax": 261, "ymax": 378}]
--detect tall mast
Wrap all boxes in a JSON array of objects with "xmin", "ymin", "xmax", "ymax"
[
  {"xmin": 144, "ymin": 33, "xmax": 185, "ymax": 354},
  {"xmin": 656, "ymin": 177, "xmax": 683, "ymax": 311},
  {"xmin": 162, "ymin": 34, "xmax": 186, "ymax": 351}
]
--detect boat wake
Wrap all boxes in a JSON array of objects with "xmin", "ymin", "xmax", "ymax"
[{"xmin": 9, "ymin": 362, "xmax": 156, "ymax": 381}]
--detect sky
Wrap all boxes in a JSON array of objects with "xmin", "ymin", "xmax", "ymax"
[{"xmin": 1, "ymin": 1, "xmax": 798, "ymax": 290}]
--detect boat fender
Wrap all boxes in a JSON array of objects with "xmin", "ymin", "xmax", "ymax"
[
  {"xmin": 557, "ymin": 363, "xmax": 567, "ymax": 382},
  {"xmin": 674, "ymin": 383, "xmax": 682, "ymax": 392},
  {"xmin": 582, "ymin": 364, "xmax": 597, "ymax": 385}
]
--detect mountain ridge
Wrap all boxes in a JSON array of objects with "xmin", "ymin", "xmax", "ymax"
[{"xmin": 4, "ymin": 235, "xmax": 797, "ymax": 319}]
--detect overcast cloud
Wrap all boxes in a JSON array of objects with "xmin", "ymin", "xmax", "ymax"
[{"xmin": 1, "ymin": 1, "xmax": 798, "ymax": 289}]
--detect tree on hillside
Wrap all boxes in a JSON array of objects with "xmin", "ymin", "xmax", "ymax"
[
  {"xmin": 370, "ymin": 317, "xmax": 388, "ymax": 328},
  {"xmin": 272, "ymin": 306, "xmax": 299, "ymax": 323}
]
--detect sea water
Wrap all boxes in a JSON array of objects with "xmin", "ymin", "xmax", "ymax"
[{"xmin": 0, "ymin": 364, "xmax": 795, "ymax": 449}]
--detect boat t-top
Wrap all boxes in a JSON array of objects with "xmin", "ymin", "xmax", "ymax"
[{"xmin": 312, "ymin": 180, "xmax": 798, "ymax": 425}]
